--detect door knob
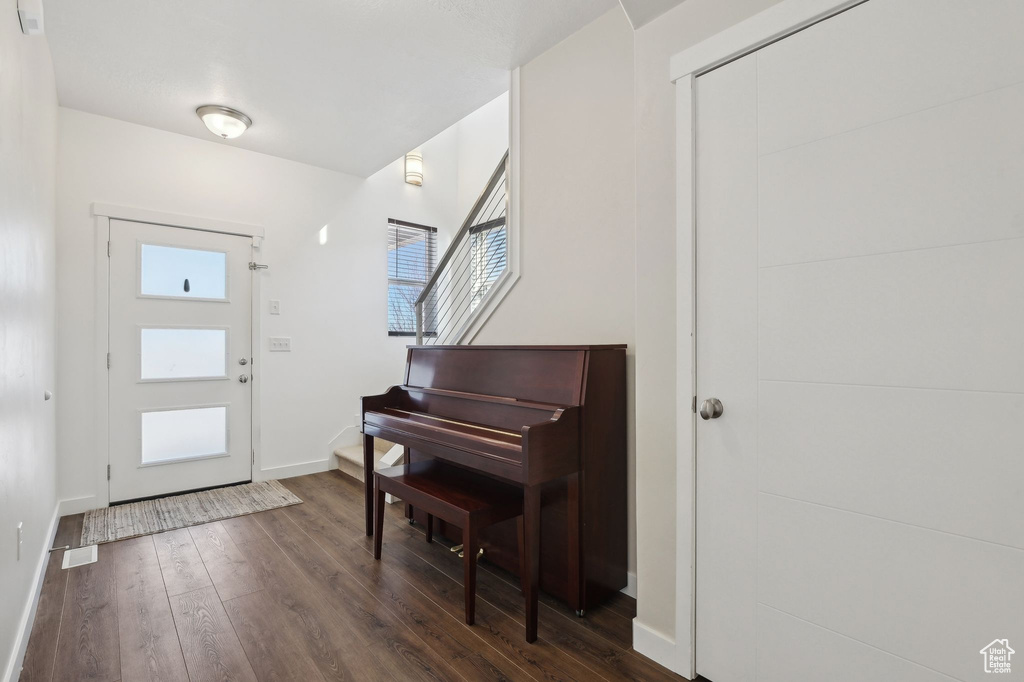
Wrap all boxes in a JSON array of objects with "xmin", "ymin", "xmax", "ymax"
[
  {"xmin": 239, "ymin": 374, "xmax": 249, "ymax": 384},
  {"xmin": 699, "ymin": 398, "xmax": 723, "ymax": 420},
  {"xmin": 238, "ymin": 357, "xmax": 248, "ymax": 366}
]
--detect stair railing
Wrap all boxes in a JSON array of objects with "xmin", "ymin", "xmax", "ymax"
[{"xmin": 415, "ymin": 150, "xmax": 509, "ymax": 345}]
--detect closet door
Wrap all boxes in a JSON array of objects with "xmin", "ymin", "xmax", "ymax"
[{"xmin": 694, "ymin": 2, "xmax": 1024, "ymax": 680}]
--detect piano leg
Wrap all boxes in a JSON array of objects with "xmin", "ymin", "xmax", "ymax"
[
  {"xmin": 567, "ymin": 471, "xmax": 582, "ymax": 615},
  {"xmin": 523, "ymin": 485, "xmax": 541, "ymax": 643},
  {"xmin": 373, "ymin": 474, "xmax": 385, "ymax": 560},
  {"xmin": 516, "ymin": 516, "xmax": 527, "ymax": 596},
  {"xmin": 363, "ymin": 433, "xmax": 374, "ymax": 535}
]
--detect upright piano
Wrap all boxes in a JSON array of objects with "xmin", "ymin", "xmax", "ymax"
[{"xmin": 361, "ymin": 345, "xmax": 627, "ymax": 638}]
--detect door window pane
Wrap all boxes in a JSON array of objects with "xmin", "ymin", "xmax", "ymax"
[
  {"xmin": 140, "ymin": 244, "xmax": 227, "ymax": 299},
  {"xmin": 141, "ymin": 328, "xmax": 227, "ymax": 380},
  {"xmin": 141, "ymin": 406, "xmax": 227, "ymax": 464}
]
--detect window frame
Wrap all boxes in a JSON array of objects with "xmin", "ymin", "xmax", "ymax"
[
  {"xmin": 468, "ymin": 216, "xmax": 508, "ymax": 312},
  {"xmin": 386, "ymin": 218, "xmax": 438, "ymax": 337}
]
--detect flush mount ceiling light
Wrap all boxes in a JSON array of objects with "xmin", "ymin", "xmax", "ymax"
[
  {"xmin": 196, "ymin": 105, "xmax": 252, "ymax": 139},
  {"xmin": 405, "ymin": 149, "xmax": 423, "ymax": 186}
]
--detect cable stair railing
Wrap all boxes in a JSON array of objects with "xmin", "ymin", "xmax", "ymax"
[{"xmin": 415, "ymin": 150, "xmax": 509, "ymax": 345}]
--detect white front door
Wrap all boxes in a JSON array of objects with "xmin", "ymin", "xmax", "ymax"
[
  {"xmin": 108, "ymin": 219, "xmax": 253, "ymax": 502},
  {"xmin": 695, "ymin": 1, "xmax": 1024, "ymax": 680}
]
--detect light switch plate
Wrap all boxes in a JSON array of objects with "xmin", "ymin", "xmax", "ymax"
[
  {"xmin": 269, "ymin": 337, "xmax": 291, "ymax": 352},
  {"xmin": 269, "ymin": 299, "xmax": 280, "ymax": 315}
]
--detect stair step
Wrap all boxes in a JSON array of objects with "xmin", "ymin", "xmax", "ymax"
[
  {"xmin": 335, "ymin": 445, "xmax": 374, "ymax": 466},
  {"xmin": 335, "ymin": 438, "xmax": 394, "ymax": 460},
  {"xmin": 334, "ymin": 444, "xmax": 402, "ymax": 504},
  {"xmin": 334, "ymin": 455, "xmax": 368, "ymax": 485},
  {"xmin": 334, "ymin": 440, "xmax": 400, "ymax": 483}
]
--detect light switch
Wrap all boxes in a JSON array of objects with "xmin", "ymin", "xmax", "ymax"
[
  {"xmin": 269, "ymin": 299, "xmax": 281, "ymax": 315},
  {"xmin": 269, "ymin": 337, "xmax": 291, "ymax": 352}
]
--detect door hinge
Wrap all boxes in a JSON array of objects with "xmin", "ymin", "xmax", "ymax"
[
  {"xmin": 107, "ymin": 464, "xmax": 111, "ymax": 481},
  {"xmin": 692, "ymin": 395, "xmax": 697, "ymax": 414},
  {"xmin": 248, "ymin": 262, "xmax": 269, "ymax": 271},
  {"xmin": 107, "ymin": 241, "xmax": 111, "ymax": 257},
  {"xmin": 106, "ymin": 352, "xmax": 111, "ymax": 369}
]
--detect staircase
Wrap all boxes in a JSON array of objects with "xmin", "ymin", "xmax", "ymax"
[
  {"xmin": 415, "ymin": 150, "xmax": 509, "ymax": 345},
  {"xmin": 334, "ymin": 437, "xmax": 398, "ymax": 483}
]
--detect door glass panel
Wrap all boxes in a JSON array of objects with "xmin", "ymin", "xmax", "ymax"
[
  {"xmin": 140, "ymin": 328, "xmax": 227, "ymax": 380},
  {"xmin": 140, "ymin": 244, "xmax": 227, "ymax": 299},
  {"xmin": 141, "ymin": 406, "xmax": 227, "ymax": 465}
]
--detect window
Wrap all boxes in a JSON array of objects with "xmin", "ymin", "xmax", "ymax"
[
  {"xmin": 140, "ymin": 406, "xmax": 228, "ymax": 465},
  {"xmin": 469, "ymin": 216, "xmax": 507, "ymax": 310},
  {"xmin": 387, "ymin": 219, "xmax": 437, "ymax": 336},
  {"xmin": 139, "ymin": 244, "xmax": 227, "ymax": 300},
  {"xmin": 140, "ymin": 328, "xmax": 228, "ymax": 381}
]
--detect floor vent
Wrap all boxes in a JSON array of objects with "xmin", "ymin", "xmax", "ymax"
[{"xmin": 61, "ymin": 545, "xmax": 98, "ymax": 570}]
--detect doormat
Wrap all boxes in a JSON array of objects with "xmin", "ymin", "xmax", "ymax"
[{"xmin": 81, "ymin": 480, "xmax": 301, "ymax": 545}]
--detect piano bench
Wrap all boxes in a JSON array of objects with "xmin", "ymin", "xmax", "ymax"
[{"xmin": 372, "ymin": 461, "xmax": 530, "ymax": 637}]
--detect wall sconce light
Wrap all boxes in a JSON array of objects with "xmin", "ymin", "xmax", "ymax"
[
  {"xmin": 405, "ymin": 149, "xmax": 423, "ymax": 186},
  {"xmin": 319, "ymin": 225, "xmax": 328, "ymax": 245}
]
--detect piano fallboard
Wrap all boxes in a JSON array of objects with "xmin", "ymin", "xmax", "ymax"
[{"xmin": 363, "ymin": 405, "xmax": 526, "ymax": 482}]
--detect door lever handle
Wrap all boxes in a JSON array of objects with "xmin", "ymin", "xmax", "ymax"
[{"xmin": 699, "ymin": 398, "xmax": 723, "ymax": 420}]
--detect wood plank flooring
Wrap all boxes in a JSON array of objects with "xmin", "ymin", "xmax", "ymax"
[{"xmin": 19, "ymin": 471, "xmax": 685, "ymax": 682}]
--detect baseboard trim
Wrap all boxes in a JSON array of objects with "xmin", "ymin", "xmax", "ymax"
[
  {"xmin": 3, "ymin": 503, "xmax": 61, "ymax": 682},
  {"xmin": 259, "ymin": 458, "xmax": 332, "ymax": 480},
  {"xmin": 620, "ymin": 570, "xmax": 637, "ymax": 598},
  {"xmin": 632, "ymin": 620, "xmax": 692, "ymax": 679},
  {"xmin": 57, "ymin": 494, "xmax": 99, "ymax": 517}
]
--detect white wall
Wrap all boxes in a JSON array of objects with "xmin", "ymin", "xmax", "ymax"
[
  {"xmin": 55, "ymin": 102, "xmax": 503, "ymax": 509},
  {"xmin": 472, "ymin": 8, "xmax": 638, "ymax": 579},
  {"xmin": 455, "ymin": 92, "xmax": 510, "ymax": 220},
  {"xmin": 0, "ymin": 3, "xmax": 59, "ymax": 679},
  {"xmin": 631, "ymin": 0, "xmax": 783, "ymax": 673}
]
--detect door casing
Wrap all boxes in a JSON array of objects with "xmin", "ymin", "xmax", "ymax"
[{"xmin": 91, "ymin": 203, "xmax": 266, "ymax": 510}]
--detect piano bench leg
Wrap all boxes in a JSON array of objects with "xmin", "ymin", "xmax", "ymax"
[
  {"xmin": 462, "ymin": 522, "xmax": 478, "ymax": 626},
  {"xmin": 426, "ymin": 514, "xmax": 434, "ymax": 544}
]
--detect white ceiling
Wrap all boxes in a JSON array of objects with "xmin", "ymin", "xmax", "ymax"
[{"xmin": 44, "ymin": 0, "xmax": 616, "ymax": 177}]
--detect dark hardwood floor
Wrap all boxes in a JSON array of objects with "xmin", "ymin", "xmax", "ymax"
[{"xmin": 19, "ymin": 471, "xmax": 685, "ymax": 682}]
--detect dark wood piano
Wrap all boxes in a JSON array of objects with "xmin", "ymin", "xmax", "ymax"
[{"xmin": 361, "ymin": 345, "xmax": 627, "ymax": 640}]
